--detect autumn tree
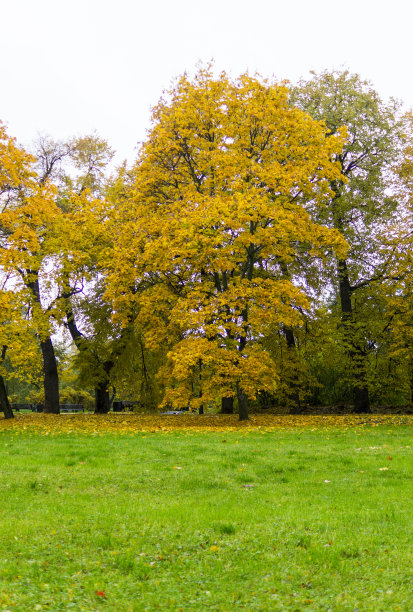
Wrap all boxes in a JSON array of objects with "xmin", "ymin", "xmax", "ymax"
[
  {"xmin": 292, "ymin": 70, "xmax": 405, "ymax": 412},
  {"xmin": 106, "ymin": 68, "xmax": 347, "ymax": 420},
  {"xmin": 0, "ymin": 125, "xmax": 75, "ymax": 414},
  {"xmin": 0, "ymin": 127, "xmax": 114, "ymax": 414},
  {"xmin": 0, "ymin": 122, "xmax": 61, "ymax": 414},
  {"xmin": 54, "ymin": 136, "xmax": 136, "ymax": 414},
  {"xmin": 9, "ymin": 131, "xmax": 127, "ymax": 415}
]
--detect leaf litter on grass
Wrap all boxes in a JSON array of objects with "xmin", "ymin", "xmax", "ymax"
[{"xmin": 0, "ymin": 412, "xmax": 412, "ymax": 435}]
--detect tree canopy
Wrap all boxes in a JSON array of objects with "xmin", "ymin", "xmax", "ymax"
[{"xmin": 0, "ymin": 68, "xmax": 412, "ymax": 419}]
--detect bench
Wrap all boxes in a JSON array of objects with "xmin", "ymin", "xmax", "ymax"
[
  {"xmin": 11, "ymin": 404, "xmax": 84, "ymax": 413},
  {"xmin": 59, "ymin": 404, "xmax": 84, "ymax": 413},
  {"xmin": 11, "ymin": 403, "xmax": 42, "ymax": 412}
]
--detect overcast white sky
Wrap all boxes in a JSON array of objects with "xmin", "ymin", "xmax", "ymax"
[{"xmin": 1, "ymin": 0, "xmax": 412, "ymax": 165}]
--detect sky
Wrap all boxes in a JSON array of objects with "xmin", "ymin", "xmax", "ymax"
[{"xmin": 1, "ymin": 0, "xmax": 412, "ymax": 165}]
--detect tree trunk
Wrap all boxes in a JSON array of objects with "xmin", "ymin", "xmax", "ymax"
[
  {"xmin": 284, "ymin": 326, "xmax": 302, "ymax": 414},
  {"xmin": 94, "ymin": 380, "xmax": 110, "ymax": 414},
  {"xmin": 0, "ymin": 374, "xmax": 13, "ymax": 419},
  {"xmin": 354, "ymin": 384, "xmax": 370, "ymax": 413},
  {"xmin": 236, "ymin": 382, "xmax": 249, "ymax": 421},
  {"xmin": 66, "ymin": 305, "xmax": 109, "ymax": 414},
  {"xmin": 26, "ymin": 272, "xmax": 60, "ymax": 414},
  {"xmin": 220, "ymin": 396, "xmax": 234, "ymax": 414},
  {"xmin": 338, "ymin": 259, "xmax": 371, "ymax": 414},
  {"xmin": 94, "ymin": 360, "xmax": 114, "ymax": 414},
  {"xmin": 409, "ymin": 354, "xmax": 413, "ymax": 404},
  {"xmin": 40, "ymin": 337, "xmax": 60, "ymax": 414}
]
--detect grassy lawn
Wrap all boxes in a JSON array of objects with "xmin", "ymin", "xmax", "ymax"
[{"xmin": 0, "ymin": 419, "xmax": 412, "ymax": 611}]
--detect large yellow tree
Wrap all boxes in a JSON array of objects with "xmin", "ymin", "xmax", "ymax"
[{"xmin": 107, "ymin": 68, "xmax": 348, "ymax": 419}]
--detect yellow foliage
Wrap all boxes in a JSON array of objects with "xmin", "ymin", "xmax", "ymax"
[{"xmin": 105, "ymin": 68, "xmax": 348, "ymax": 412}]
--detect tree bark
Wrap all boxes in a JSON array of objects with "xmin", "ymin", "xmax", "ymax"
[
  {"xmin": 220, "ymin": 396, "xmax": 234, "ymax": 414},
  {"xmin": 338, "ymin": 259, "xmax": 371, "ymax": 413},
  {"xmin": 0, "ymin": 346, "xmax": 13, "ymax": 419},
  {"xmin": 94, "ymin": 360, "xmax": 114, "ymax": 414},
  {"xmin": 354, "ymin": 384, "xmax": 370, "ymax": 413},
  {"xmin": 236, "ymin": 382, "xmax": 249, "ymax": 421},
  {"xmin": 40, "ymin": 337, "xmax": 60, "ymax": 414},
  {"xmin": 26, "ymin": 271, "xmax": 60, "ymax": 414},
  {"xmin": 94, "ymin": 379, "xmax": 110, "ymax": 414},
  {"xmin": 0, "ymin": 374, "xmax": 13, "ymax": 419}
]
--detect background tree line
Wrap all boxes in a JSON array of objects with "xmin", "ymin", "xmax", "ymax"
[{"xmin": 0, "ymin": 68, "xmax": 412, "ymax": 420}]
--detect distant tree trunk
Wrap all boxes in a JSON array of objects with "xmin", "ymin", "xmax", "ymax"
[
  {"xmin": 94, "ymin": 360, "xmax": 113, "ymax": 414},
  {"xmin": 40, "ymin": 337, "xmax": 60, "ymax": 414},
  {"xmin": 408, "ymin": 355, "xmax": 413, "ymax": 405},
  {"xmin": 235, "ymin": 304, "xmax": 250, "ymax": 421},
  {"xmin": 198, "ymin": 359, "xmax": 204, "ymax": 414},
  {"xmin": 26, "ymin": 272, "xmax": 60, "ymax": 414},
  {"xmin": 284, "ymin": 326, "xmax": 302, "ymax": 414},
  {"xmin": 338, "ymin": 259, "xmax": 371, "ymax": 414},
  {"xmin": 354, "ymin": 384, "xmax": 370, "ymax": 413},
  {"xmin": 139, "ymin": 339, "xmax": 154, "ymax": 409},
  {"xmin": 221, "ymin": 396, "xmax": 234, "ymax": 414},
  {"xmin": 65, "ymin": 306, "xmax": 111, "ymax": 414},
  {"xmin": 94, "ymin": 380, "xmax": 110, "ymax": 414},
  {"xmin": 0, "ymin": 346, "xmax": 13, "ymax": 419},
  {"xmin": 0, "ymin": 375, "xmax": 13, "ymax": 419},
  {"xmin": 236, "ymin": 382, "xmax": 249, "ymax": 421}
]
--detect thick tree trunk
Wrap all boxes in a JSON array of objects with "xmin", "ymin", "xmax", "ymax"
[
  {"xmin": 220, "ymin": 396, "xmax": 234, "ymax": 414},
  {"xmin": 94, "ymin": 380, "xmax": 110, "ymax": 414},
  {"xmin": 354, "ymin": 384, "xmax": 370, "ymax": 413},
  {"xmin": 94, "ymin": 361, "xmax": 113, "ymax": 414},
  {"xmin": 236, "ymin": 382, "xmax": 249, "ymax": 421},
  {"xmin": 0, "ymin": 374, "xmax": 13, "ymax": 419},
  {"xmin": 40, "ymin": 337, "xmax": 60, "ymax": 414},
  {"xmin": 338, "ymin": 259, "xmax": 371, "ymax": 414}
]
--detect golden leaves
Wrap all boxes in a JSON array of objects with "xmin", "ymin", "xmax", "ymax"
[
  {"xmin": 0, "ymin": 412, "xmax": 412, "ymax": 434},
  {"xmin": 102, "ymin": 69, "xmax": 351, "ymax": 412}
]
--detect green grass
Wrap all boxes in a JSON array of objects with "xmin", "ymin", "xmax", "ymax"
[{"xmin": 0, "ymin": 426, "xmax": 412, "ymax": 611}]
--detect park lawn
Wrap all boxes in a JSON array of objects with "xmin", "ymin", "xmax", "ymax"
[{"xmin": 0, "ymin": 420, "xmax": 412, "ymax": 611}]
